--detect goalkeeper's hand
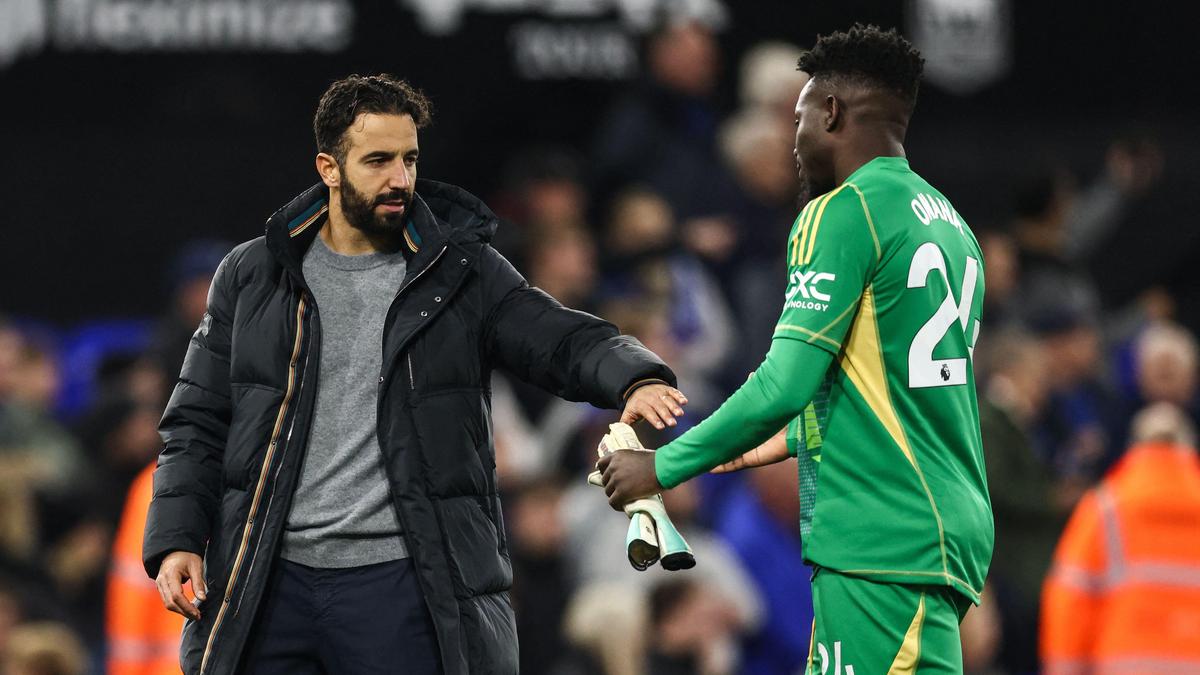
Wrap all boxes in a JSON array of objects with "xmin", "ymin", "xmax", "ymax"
[
  {"xmin": 709, "ymin": 426, "xmax": 790, "ymax": 474},
  {"xmin": 597, "ymin": 449, "xmax": 662, "ymax": 510}
]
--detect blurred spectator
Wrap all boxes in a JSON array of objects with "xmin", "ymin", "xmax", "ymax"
[
  {"xmin": 560, "ymin": 576, "xmax": 744, "ymax": 675},
  {"xmin": 600, "ymin": 189, "xmax": 736, "ymax": 406},
  {"xmin": 0, "ymin": 587, "xmax": 18, "ymax": 653},
  {"xmin": 0, "ymin": 502, "xmax": 64, "ymax": 653},
  {"xmin": 1012, "ymin": 139, "xmax": 1163, "ymax": 328},
  {"xmin": 106, "ymin": 464, "xmax": 181, "ymax": 675},
  {"xmin": 493, "ymin": 148, "xmax": 591, "ymax": 258},
  {"xmin": 735, "ymin": 42, "xmax": 807, "ymax": 127},
  {"xmin": 26, "ymin": 395, "xmax": 167, "ymax": 655},
  {"xmin": 978, "ymin": 230, "xmax": 1022, "ymax": 332},
  {"xmin": 148, "ymin": 239, "xmax": 231, "ymax": 382},
  {"xmin": 76, "ymin": 395, "xmax": 164, "ymax": 528},
  {"xmin": 0, "ymin": 464, "xmax": 37, "ymax": 568},
  {"xmin": 0, "ymin": 321, "xmax": 22, "ymax": 400},
  {"xmin": 92, "ymin": 356, "xmax": 169, "ymax": 414},
  {"xmin": 0, "ymin": 336, "xmax": 85, "ymax": 498},
  {"xmin": 1041, "ymin": 403, "xmax": 1200, "ymax": 673},
  {"xmin": 713, "ymin": 458, "xmax": 812, "ymax": 675},
  {"xmin": 717, "ymin": 105, "xmax": 801, "ymax": 378},
  {"xmin": 1, "ymin": 621, "xmax": 86, "ymax": 675},
  {"xmin": 977, "ymin": 330, "xmax": 1079, "ymax": 674},
  {"xmin": 1029, "ymin": 307, "xmax": 1120, "ymax": 482},
  {"xmin": 527, "ymin": 223, "xmax": 598, "ymax": 313},
  {"xmin": 1109, "ymin": 320, "xmax": 1200, "ymax": 451},
  {"xmin": 562, "ymin": 581, "xmax": 646, "ymax": 675},
  {"xmin": 507, "ymin": 477, "xmax": 574, "ymax": 675},
  {"xmin": 1133, "ymin": 321, "xmax": 1198, "ymax": 412},
  {"xmin": 718, "ymin": 107, "xmax": 798, "ymax": 251},
  {"xmin": 646, "ymin": 579, "xmax": 741, "ymax": 675},
  {"xmin": 590, "ymin": 20, "xmax": 740, "ymax": 258},
  {"xmin": 490, "ymin": 373, "xmax": 598, "ymax": 484}
]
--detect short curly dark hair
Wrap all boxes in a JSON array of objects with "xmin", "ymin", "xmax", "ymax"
[
  {"xmin": 313, "ymin": 74, "xmax": 433, "ymax": 164},
  {"xmin": 797, "ymin": 24, "xmax": 925, "ymax": 109}
]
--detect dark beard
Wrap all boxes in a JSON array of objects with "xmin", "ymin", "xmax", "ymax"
[
  {"xmin": 796, "ymin": 169, "xmax": 833, "ymax": 209},
  {"xmin": 794, "ymin": 178, "xmax": 812, "ymax": 211},
  {"xmin": 341, "ymin": 175, "xmax": 412, "ymax": 237}
]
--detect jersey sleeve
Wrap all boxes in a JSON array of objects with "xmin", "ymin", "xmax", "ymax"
[{"xmin": 774, "ymin": 185, "xmax": 879, "ymax": 355}]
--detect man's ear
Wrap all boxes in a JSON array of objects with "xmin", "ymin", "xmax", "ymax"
[
  {"xmin": 824, "ymin": 94, "xmax": 842, "ymax": 132},
  {"xmin": 315, "ymin": 153, "xmax": 340, "ymax": 188}
]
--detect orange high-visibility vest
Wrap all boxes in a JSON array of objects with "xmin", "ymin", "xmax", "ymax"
[
  {"xmin": 1041, "ymin": 442, "xmax": 1200, "ymax": 674},
  {"xmin": 107, "ymin": 463, "xmax": 184, "ymax": 675}
]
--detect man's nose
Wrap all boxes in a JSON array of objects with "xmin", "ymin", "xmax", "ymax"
[{"xmin": 389, "ymin": 165, "xmax": 412, "ymax": 190}]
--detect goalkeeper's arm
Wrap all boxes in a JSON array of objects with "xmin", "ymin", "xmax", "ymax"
[{"xmin": 654, "ymin": 337, "xmax": 833, "ymax": 489}]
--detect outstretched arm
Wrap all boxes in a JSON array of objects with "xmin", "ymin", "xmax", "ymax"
[
  {"xmin": 600, "ymin": 337, "xmax": 834, "ymax": 507},
  {"xmin": 481, "ymin": 247, "xmax": 680, "ymax": 414}
]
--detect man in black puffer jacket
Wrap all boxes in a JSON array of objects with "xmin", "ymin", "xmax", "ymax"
[{"xmin": 142, "ymin": 74, "xmax": 687, "ymax": 675}]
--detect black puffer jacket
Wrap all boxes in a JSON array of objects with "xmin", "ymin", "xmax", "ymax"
[{"xmin": 142, "ymin": 180, "xmax": 675, "ymax": 675}]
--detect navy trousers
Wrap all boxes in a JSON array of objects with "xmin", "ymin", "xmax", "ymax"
[{"xmin": 238, "ymin": 558, "xmax": 441, "ymax": 674}]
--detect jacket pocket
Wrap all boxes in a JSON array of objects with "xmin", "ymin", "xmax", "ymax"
[
  {"xmin": 433, "ymin": 495, "xmax": 512, "ymax": 598},
  {"xmin": 224, "ymin": 383, "xmax": 284, "ymax": 489}
]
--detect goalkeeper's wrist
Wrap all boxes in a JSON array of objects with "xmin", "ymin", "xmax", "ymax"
[{"xmin": 653, "ymin": 446, "xmax": 680, "ymax": 490}]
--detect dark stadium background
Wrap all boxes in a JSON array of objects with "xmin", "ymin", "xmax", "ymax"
[{"xmin": 2, "ymin": 0, "xmax": 1197, "ymax": 329}]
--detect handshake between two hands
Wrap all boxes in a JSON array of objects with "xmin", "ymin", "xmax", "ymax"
[{"xmin": 596, "ymin": 379, "xmax": 794, "ymax": 571}]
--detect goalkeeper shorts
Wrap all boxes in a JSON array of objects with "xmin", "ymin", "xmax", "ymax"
[{"xmin": 805, "ymin": 567, "xmax": 973, "ymax": 675}]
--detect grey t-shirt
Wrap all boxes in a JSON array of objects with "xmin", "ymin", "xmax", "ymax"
[{"xmin": 281, "ymin": 234, "xmax": 409, "ymax": 568}]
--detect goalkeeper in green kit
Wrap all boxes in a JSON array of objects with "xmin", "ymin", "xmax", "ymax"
[{"xmin": 598, "ymin": 25, "xmax": 993, "ymax": 674}]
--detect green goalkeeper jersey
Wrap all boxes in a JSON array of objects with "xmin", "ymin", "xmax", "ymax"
[{"xmin": 779, "ymin": 156, "xmax": 991, "ymax": 602}]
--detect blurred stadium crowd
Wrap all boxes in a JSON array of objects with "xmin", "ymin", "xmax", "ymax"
[{"xmin": 1, "ymin": 20, "xmax": 1196, "ymax": 675}]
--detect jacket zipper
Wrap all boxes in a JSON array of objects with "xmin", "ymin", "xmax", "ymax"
[
  {"xmin": 396, "ymin": 246, "xmax": 448, "ymax": 307},
  {"xmin": 381, "ymin": 244, "xmax": 447, "ymax": 388},
  {"xmin": 373, "ymin": 244, "xmax": 449, "ymax": 650},
  {"xmin": 199, "ymin": 296, "xmax": 308, "ymax": 675},
  {"xmin": 232, "ymin": 327, "xmax": 314, "ymax": 617}
]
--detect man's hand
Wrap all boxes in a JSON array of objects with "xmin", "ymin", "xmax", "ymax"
[
  {"xmin": 598, "ymin": 449, "xmax": 662, "ymax": 510},
  {"xmin": 621, "ymin": 383, "xmax": 688, "ymax": 430},
  {"xmin": 156, "ymin": 551, "xmax": 207, "ymax": 620},
  {"xmin": 710, "ymin": 427, "xmax": 790, "ymax": 474}
]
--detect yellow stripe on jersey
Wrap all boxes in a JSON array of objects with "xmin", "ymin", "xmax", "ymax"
[
  {"xmin": 887, "ymin": 593, "xmax": 926, "ymax": 674},
  {"xmin": 775, "ymin": 324, "xmax": 841, "ymax": 350},
  {"xmin": 845, "ymin": 182, "xmax": 882, "ymax": 259},
  {"xmin": 838, "ymin": 285, "xmax": 952, "ymax": 580},
  {"xmin": 795, "ymin": 191, "xmax": 831, "ymax": 266},
  {"xmin": 789, "ymin": 203, "xmax": 814, "ymax": 267},
  {"xmin": 838, "ymin": 285, "xmax": 912, "ymax": 465},
  {"xmin": 803, "ymin": 184, "xmax": 848, "ymax": 264},
  {"xmin": 792, "ymin": 199, "xmax": 819, "ymax": 266}
]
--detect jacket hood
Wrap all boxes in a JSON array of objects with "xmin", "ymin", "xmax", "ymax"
[
  {"xmin": 263, "ymin": 179, "xmax": 498, "ymax": 279},
  {"xmin": 415, "ymin": 179, "xmax": 499, "ymax": 244}
]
